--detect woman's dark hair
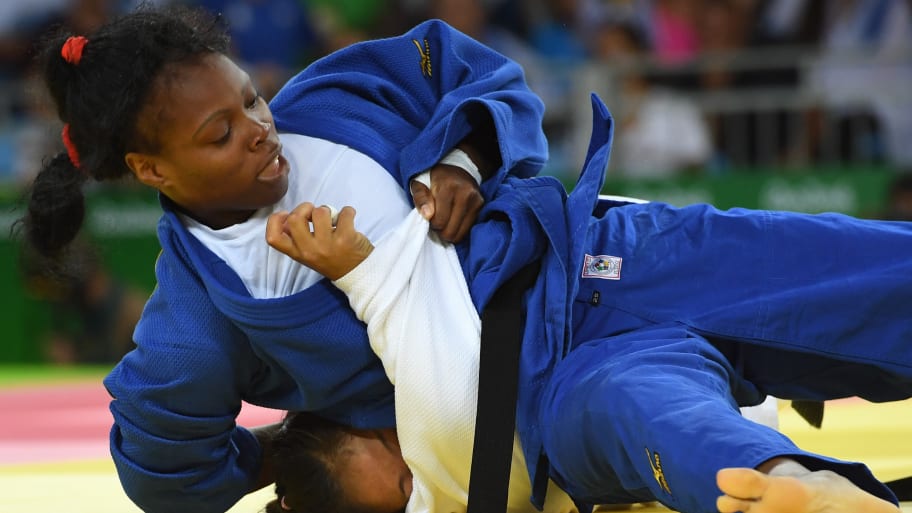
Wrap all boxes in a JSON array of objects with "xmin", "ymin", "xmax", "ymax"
[
  {"xmin": 265, "ymin": 411, "xmax": 376, "ymax": 513},
  {"xmin": 19, "ymin": 2, "xmax": 229, "ymax": 258}
]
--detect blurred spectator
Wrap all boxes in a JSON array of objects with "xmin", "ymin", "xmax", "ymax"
[
  {"xmin": 486, "ymin": 0, "xmax": 531, "ymax": 37},
  {"xmin": 428, "ymin": 0, "xmax": 530, "ymax": 57},
  {"xmin": 695, "ymin": 0, "xmax": 808, "ymax": 171},
  {"xmin": 591, "ymin": 20, "xmax": 711, "ymax": 178},
  {"xmin": 806, "ymin": 0, "xmax": 912, "ymax": 167},
  {"xmin": 1, "ymin": 0, "xmax": 122, "ymax": 183},
  {"xmin": 1, "ymin": 0, "xmax": 115, "ymax": 109},
  {"xmin": 522, "ymin": 0, "xmax": 594, "ymax": 177},
  {"xmin": 19, "ymin": 237, "xmax": 148, "ymax": 364},
  {"xmin": 749, "ymin": 0, "xmax": 825, "ymax": 50},
  {"xmin": 646, "ymin": 0, "xmax": 700, "ymax": 65},
  {"xmin": 0, "ymin": 0, "xmax": 67, "ymax": 80},
  {"xmin": 697, "ymin": 0, "xmax": 751, "ymax": 90},
  {"xmin": 194, "ymin": 0, "xmax": 321, "ymax": 99},
  {"xmin": 61, "ymin": 0, "xmax": 117, "ymax": 33},
  {"xmin": 527, "ymin": 0, "xmax": 590, "ymax": 62},
  {"xmin": 1, "ymin": 73, "xmax": 60, "ymax": 184},
  {"xmin": 577, "ymin": 0, "xmax": 652, "ymax": 36}
]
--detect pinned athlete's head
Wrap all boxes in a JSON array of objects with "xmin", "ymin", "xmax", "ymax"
[{"xmin": 266, "ymin": 412, "xmax": 412, "ymax": 513}]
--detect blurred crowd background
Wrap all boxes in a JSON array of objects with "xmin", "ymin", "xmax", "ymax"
[{"xmin": 1, "ymin": 0, "xmax": 910, "ymax": 365}]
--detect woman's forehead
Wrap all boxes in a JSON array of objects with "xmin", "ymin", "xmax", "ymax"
[
  {"xmin": 144, "ymin": 54, "xmax": 247, "ymax": 133},
  {"xmin": 156, "ymin": 54, "xmax": 245, "ymax": 101}
]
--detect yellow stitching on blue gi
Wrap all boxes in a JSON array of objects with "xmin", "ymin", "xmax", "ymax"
[
  {"xmin": 412, "ymin": 39, "xmax": 432, "ymax": 77},
  {"xmin": 646, "ymin": 447, "xmax": 672, "ymax": 495}
]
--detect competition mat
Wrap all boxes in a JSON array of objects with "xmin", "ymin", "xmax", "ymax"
[{"xmin": 0, "ymin": 366, "xmax": 910, "ymax": 512}]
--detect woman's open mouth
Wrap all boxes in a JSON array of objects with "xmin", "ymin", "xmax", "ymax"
[{"xmin": 258, "ymin": 152, "xmax": 288, "ymax": 182}]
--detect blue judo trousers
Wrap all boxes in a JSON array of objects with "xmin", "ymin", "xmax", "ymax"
[{"xmin": 537, "ymin": 196, "xmax": 912, "ymax": 512}]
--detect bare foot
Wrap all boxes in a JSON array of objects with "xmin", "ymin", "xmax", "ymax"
[{"xmin": 716, "ymin": 464, "xmax": 899, "ymax": 513}]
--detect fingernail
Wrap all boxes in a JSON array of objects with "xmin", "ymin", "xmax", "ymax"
[{"xmin": 420, "ymin": 205, "xmax": 433, "ymax": 219}]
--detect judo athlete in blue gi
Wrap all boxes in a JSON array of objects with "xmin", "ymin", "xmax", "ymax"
[
  {"xmin": 20, "ymin": 6, "xmax": 543, "ymax": 513},
  {"xmin": 20, "ymin": 4, "xmax": 909, "ymax": 513}
]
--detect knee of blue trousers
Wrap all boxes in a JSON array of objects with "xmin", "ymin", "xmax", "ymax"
[{"xmin": 537, "ymin": 333, "xmax": 747, "ymax": 511}]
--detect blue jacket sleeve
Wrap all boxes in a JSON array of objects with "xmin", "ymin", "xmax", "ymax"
[
  {"xmin": 103, "ymin": 232, "xmax": 263, "ymax": 513},
  {"xmin": 269, "ymin": 19, "xmax": 548, "ymax": 201}
]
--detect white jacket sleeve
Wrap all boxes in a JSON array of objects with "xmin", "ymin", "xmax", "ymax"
[
  {"xmin": 333, "ymin": 209, "xmax": 576, "ymax": 513},
  {"xmin": 334, "ymin": 209, "xmax": 481, "ymax": 513}
]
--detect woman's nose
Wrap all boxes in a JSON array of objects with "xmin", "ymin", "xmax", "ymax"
[{"xmin": 251, "ymin": 120, "xmax": 271, "ymax": 148}]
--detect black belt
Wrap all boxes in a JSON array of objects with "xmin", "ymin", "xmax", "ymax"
[
  {"xmin": 467, "ymin": 263, "xmax": 539, "ymax": 513},
  {"xmin": 888, "ymin": 477, "xmax": 912, "ymax": 502}
]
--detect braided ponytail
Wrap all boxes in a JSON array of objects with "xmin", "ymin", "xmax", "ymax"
[{"xmin": 23, "ymin": 152, "xmax": 88, "ymax": 257}]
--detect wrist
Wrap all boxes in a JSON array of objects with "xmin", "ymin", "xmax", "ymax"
[{"xmin": 439, "ymin": 148, "xmax": 482, "ymax": 185}]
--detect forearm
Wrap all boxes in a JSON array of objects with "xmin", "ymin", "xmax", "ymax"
[
  {"xmin": 456, "ymin": 107, "xmax": 501, "ymax": 180},
  {"xmin": 105, "ymin": 296, "xmax": 263, "ymax": 512}
]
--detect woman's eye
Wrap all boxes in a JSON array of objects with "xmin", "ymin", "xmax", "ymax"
[
  {"xmin": 215, "ymin": 128, "xmax": 231, "ymax": 145},
  {"xmin": 246, "ymin": 94, "xmax": 260, "ymax": 109}
]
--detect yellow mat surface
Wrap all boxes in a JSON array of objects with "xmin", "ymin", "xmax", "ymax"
[{"xmin": 1, "ymin": 398, "xmax": 910, "ymax": 512}]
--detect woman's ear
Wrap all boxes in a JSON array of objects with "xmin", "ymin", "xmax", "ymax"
[{"xmin": 125, "ymin": 152, "xmax": 165, "ymax": 188}]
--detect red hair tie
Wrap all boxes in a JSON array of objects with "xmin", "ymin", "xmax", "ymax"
[
  {"xmin": 61, "ymin": 36, "xmax": 88, "ymax": 65},
  {"xmin": 62, "ymin": 124, "xmax": 81, "ymax": 169}
]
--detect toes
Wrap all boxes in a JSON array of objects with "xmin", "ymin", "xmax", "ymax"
[
  {"xmin": 717, "ymin": 468, "xmax": 769, "ymax": 499},
  {"xmin": 717, "ymin": 494, "xmax": 754, "ymax": 513}
]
